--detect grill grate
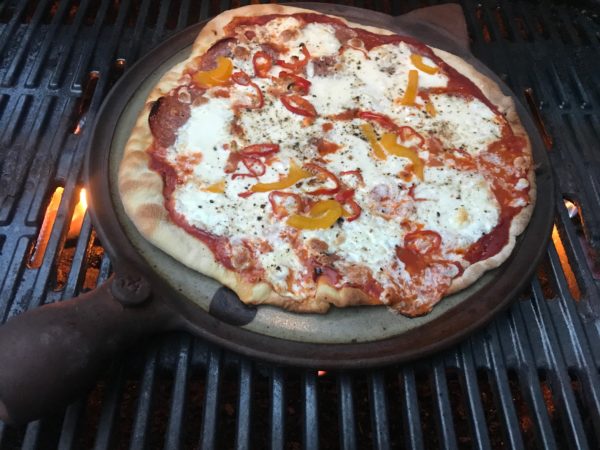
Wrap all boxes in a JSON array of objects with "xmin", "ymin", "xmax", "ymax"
[{"xmin": 1, "ymin": 0, "xmax": 600, "ymax": 448}]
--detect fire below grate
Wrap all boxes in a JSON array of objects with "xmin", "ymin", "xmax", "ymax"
[{"xmin": 0, "ymin": 0, "xmax": 599, "ymax": 448}]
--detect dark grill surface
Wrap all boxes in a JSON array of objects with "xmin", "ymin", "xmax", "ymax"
[{"xmin": 1, "ymin": 0, "xmax": 600, "ymax": 448}]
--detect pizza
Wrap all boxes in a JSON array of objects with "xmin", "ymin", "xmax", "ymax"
[{"xmin": 118, "ymin": 4, "xmax": 535, "ymax": 316}]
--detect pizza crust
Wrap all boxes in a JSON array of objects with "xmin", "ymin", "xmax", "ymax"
[{"xmin": 118, "ymin": 5, "xmax": 536, "ymax": 316}]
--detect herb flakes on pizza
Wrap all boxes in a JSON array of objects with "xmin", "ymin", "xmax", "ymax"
[{"xmin": 118, "ymin": 4, "xmax": 536, "ymax": 316}]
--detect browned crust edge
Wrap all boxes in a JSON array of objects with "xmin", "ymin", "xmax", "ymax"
[{"xmin": 118, "ymin": 5, "xmax": 536, "ymax": 315}]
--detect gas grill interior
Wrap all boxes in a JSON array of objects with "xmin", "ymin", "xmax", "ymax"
[{"xmin": 1, "ymin": 0, "xmax": 600, "ymax": 448}]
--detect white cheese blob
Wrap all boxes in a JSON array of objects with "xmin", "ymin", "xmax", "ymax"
[
  {"xmin": 170, "ymin": 98, "xmax": 233, "ymax": 183},
  {"xmin": 303, "ymin": 215, "xmax": 405, "ymax": 285},
  {"xmin": 425, "ymin": 94, "xmax": 502, "ymax": 155},
  {"xmin": 413, "ymin": 167, "xmax": 500, "ymax": 249},
  {"xmin": 289, "ymin": 23, "xmax": 341, "ymax": 57}
]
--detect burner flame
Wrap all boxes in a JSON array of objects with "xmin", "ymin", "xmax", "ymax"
[
  {"xmin": 67, "ymin": 188, "xmax": 88, "ymax": 239},
  {"xmin": 564, "ymin": 199, "xmax": 578, "ymax": 218},
  {"xmin": 28, "ymin": 187, "xmax": 64, "ymax": 268},
  {"xmin": 551, "ymin": 225, "xmax": 581, "ymax": 300}
]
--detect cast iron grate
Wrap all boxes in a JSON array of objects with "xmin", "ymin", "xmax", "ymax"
[{"xmin": 1, "ymin": 0, "xmax": 600, "ymax": 448}]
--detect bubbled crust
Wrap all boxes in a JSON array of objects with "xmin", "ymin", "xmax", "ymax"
[{"xmin": 118, "ymin": 5, "xmax": 535, "ymax": 315}]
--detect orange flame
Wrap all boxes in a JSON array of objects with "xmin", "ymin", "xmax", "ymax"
[
  {"xmin": 28, "ymin": 187, "xmax": 64, "ymax": 268},
  {"xmin": 67, "ymin": 188, "xmax": 88, "ymax": 239},
  {"xmin": 551, "ymin": 225, "xmax": 581, "ymax": 300}
]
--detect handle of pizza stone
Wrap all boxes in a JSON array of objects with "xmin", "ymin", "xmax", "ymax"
[
  {"xmin": 393, "ymin": 3, "xmax": 470, "ymax": 52},
  {"xmin": 0, "ymin": 274, "xmax": 175, "ymax": 425}
]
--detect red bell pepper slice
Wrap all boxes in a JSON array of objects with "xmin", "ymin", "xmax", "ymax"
[
  {"xmin": 232, "ymin": 71, "xmax": 264, "ymax": 109},
  {"xmin": 304, "ymin": 163, "xmax": 340, "ymax": 196},
  {"xmin": 397, "ymin": 126, "xmax": 425, "ymax": 147},
  {"xmin": 278, "ymin": 70, "xmax": 311, "ymax": 95},
  {"xmin": 334, "ymin": 189, "xmax": 362, "ymax": 222},
  {"xmin": 276, "ymin": 45, "xmax": 310, "ymax": 71},
  {"xmin": 232, "ymin": 156, "xmax": 266, "ymax": 179},
  {"xmin": 357, "ymin": 111, "xmax": 398, "ymax": 131},
  {"xmin": 339, "ymin": 169, "xmax": 365, "ymax": 186},
  {"xmin": 269, "ymin": 191, "xmax": 305, "ymax": 218},
  {"xmin": 240, "ymin": 143, "xmax": 280, "ymax": 157},
  {"xmin": 281, "ymin": 94, "xmax": 317, "ymax": 118},
  {"xmin": 253, "ymin": 51, "xmax": 272, "ymax": 78}
]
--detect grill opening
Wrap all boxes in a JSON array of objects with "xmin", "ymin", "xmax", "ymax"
[
  {"xmin": 523, "ymin": 87, "xmax": 554, "ymax": 150},
  {"xmin": 412, "ymin": 368, "xmax": 440, "ymax": 448},
  {"xmin": 568, "ymin": 368, "xmax": 600, "ymax": 449},
  {"xmin": 507, "ymin": 369, "xmax": 537, "ymax": 449},
  {"xmin": 537, "ymin": 369, "xmax": 570, "ymax": 449},
  {"xmin": 72, "ymin": 71, "xmax": 99, "ymax": 134},
  {"xmin": 477, "ymin": 368, "xmax": 508, "ymax": 449},
  {"xmin": 49, "ymin": 186, "xmax": 88, "ymax": 292},
  {"xmin": 536, "ymin": 252, "xmax": 558, "ymax": 300}
]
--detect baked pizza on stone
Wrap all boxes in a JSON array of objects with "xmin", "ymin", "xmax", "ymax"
[{"xmin": 118, "ymin": 4, "xmax": 536, "ymax": 316}]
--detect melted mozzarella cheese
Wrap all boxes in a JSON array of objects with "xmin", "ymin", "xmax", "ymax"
[
  {"xmin": 413, "ymin": 167, "xmax": 500, "ymax": 249},
  {"xmin": 288, "ymin": 23, "xmax": 341, "ymax": 57},
  {"xmin": 303, "ymin": 216, "xmax": 405, "ymax": 283},
  {"xmin": 309, "ymin": 75, "xmax": 356, "ymax": 116},
  {"xmin": 170, "ymin": 98, "xmax": 233, "ymax": 183},
  {"xmin": 425, "ymin": 94, "xmax": 502, "ymax": 155},
  {"xmin": 258, "ymin": 238, "xmax": 310, "ymax": 298}
]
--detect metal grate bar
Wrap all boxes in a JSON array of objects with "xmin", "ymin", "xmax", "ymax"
[
  {"xmin": 92, "ymin": 366, "xmax": 125, "ymax": 450},
  {"xmin": 164, "ymin": 335, "xmax": 191, "ymax": 450},
  {"xmin": 235, "ymin": 360, "xmax": 252, "ymax": 450},
  {"xmin": 431, "ymin": 362, "xmax": 458, "ymax": 449},
  {"xmin": 400, "ymin": 367, "xmax": 423, "ymax": 450},
  {"xmin": 57, "ymin": 399, "xmax": 85, "ymax": 450},
  {"xmin": 0, "ymin": 0, "xmax": 29, "ymax": 59},
  {"xmin": 337, "ymin": 373, "xmax": 357, "ymax": 450},
  {"xmin": 150, "ymin": 0, "xmax": 174, "ymax": 47},
  {"xmin": 485, "ymin": 327, "xmax": 526, "ymax": 449},
  {"xmin": 21, "ymin": 420, "xmax": 41, "ymax": 450},
  {"xmin": 62, "ymin": 214, "xmax": 94, "ymax": 300},
  {"xmin": 49, "ymin": 0, "xmax": 93, "ymax": 91},
  {"xmin": 368, "ymin": 371, "xmax": 390, "ymax": 450},
  {"xmin": 176, "ymin": 0, "xmax": 191, "ymax": 30},
  {"xmin": 302, "ymin": 371, "xmax": 319, "ymax": 450},
  {"xmin": 199, "ymin": 348, "xmax": 222, "ymax": 450},
  {"xmin": 270, "ymin": 368, "xmax": 285, "ymax": 450},
  {"xmin": 122, "ymin": 0, "xmax": 153, "ymax": 63},
  {"xmin": 71, "ymin": 0, "xmax": 112, "ymax": 92},
  {"xmin": 459, "ymin": 346, "xmax": 492, "ymax": 449},
  {"xmin": 1, "ymin": 0, "xmax": 52, "ymax": 88},
  {"xmin": 529, "ymin": 278, "xmax": 594, "ymax": 449},
  {"xmin": 24, "ymin": 0, "xmax": 72, "ymax": 88},
  {"xmin": 128, "ymin": 348, "xmax": 158, "ymax": 450}
]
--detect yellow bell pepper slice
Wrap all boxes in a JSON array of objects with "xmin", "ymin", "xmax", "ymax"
[
  {"xmin": 425, "ymin": 100, "xmax": 437, "ymax": 117},
  {"xmin": 380, "ymin": 133, "xmax": 424, "ymax": 180},
  {"xmin": 250, "ymin": 161, "xmax": 311, "ymax": 192},
  {"xmin": 192, "ymin": 57, "xmax": 233, "ymax": 88},
  {"xmin": 203, "ymin": 180, "xmax": 226, "ymax": 193},
  {"xmin": 399, "ymin": 70, "xmax": 419, "ymax": 106},
  {"xmin": 360, "ymin": 123, "xmax": 387, "ymax": 160},
  {"xmin": 287, "ymin": 200, "xmax": 343, "ymax": 230},
  {"xmin": 410, "ymin": 54, "xmax": 439, "ymax": 75}
]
